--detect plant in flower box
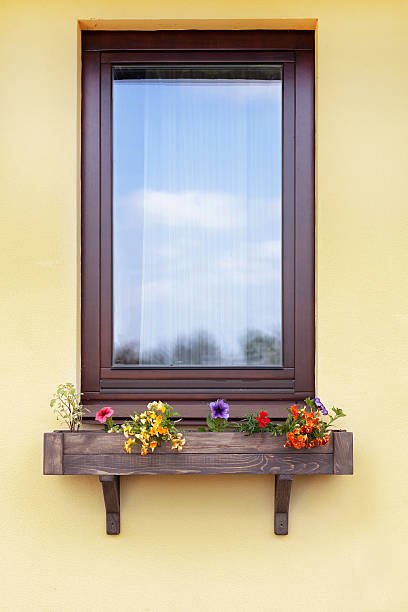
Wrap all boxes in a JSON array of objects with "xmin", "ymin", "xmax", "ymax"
[
  {"xmin": 95, "ymin": 401, "xmax": 186, "ymax": 456},
  {"xmin": 50, "ymin": 382, "xmax": 88, "ymax": 431},
  {"xmin": 203, "ymin": 398, "xmax": 230, "ymax": 432},
  {"xmin": 234, "ymin": 397, "xmax": 346, "ymax": 448}
]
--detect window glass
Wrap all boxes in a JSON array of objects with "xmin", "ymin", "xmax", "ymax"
[{"xmin": 112, "ymin": 64, "xmax": 282, "ymax": 366}]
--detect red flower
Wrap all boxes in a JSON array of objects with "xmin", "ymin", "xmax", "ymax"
[
  {"xmin": 256, "ymin": 411, "xmax": 270, "ymax": 428},
  {"xmin": 95, "ymin": 406, "xmax": 114, "ymax": 424}
]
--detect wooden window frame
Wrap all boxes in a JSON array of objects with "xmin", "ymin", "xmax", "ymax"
[{"xmin": 81, "ymin": 30, "xmax": 315, "ymax": 422}]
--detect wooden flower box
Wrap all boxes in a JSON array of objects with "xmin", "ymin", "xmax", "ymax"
[{"xmin": 43, "ymin": 430, "xmax": 353, "ymax": 536}]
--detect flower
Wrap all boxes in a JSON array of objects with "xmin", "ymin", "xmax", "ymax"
[
  {"xmin": 209, "ymin": 399, "xmax": 229, "ymax": 420},
  {"xmin": 124, "ymin": 438, "xmax": 135, "ymax": 453},
  {"xmin": 291, "ymin": 404, "xmax": 299, "ymax": 420},
  {"xmin": 255, "ymin": 410, "xmax": 271, "ymax": 428},
  {"xmin": 122, "ymin": 424, "xmax": 132, "ymax": 438},
  {"xmin": 171, "ymin": 433, "xmax": 186, "ymax": 452},
  {"xmin": 95, "ymin": 407, "xmax": 114, "ymax": 424},
  {"xmin": 314, "ymin": 397, "xmax": 328, "ymax": 415}
]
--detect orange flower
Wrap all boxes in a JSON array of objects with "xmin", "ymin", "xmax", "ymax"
[{"xmin": 291, "ymin": 404, "xmax": 299, "ymax": 420}]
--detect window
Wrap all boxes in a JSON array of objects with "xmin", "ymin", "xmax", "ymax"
[{"xmin": 81, "ymin": 30, "xmax": 315, "ymax": 422}]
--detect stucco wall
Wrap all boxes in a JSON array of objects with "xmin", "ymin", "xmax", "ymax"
[{"xmin": 1, "ymin": 1, "xmax": 408, "ymax": 611}]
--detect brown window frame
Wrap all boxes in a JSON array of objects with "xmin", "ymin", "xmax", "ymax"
[{"xmin": 81, "ymin": 30, "xmax": 315, "ymax": 422}]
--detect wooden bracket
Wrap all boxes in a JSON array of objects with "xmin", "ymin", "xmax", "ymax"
[
  {"xmin": 274, "ymin": 474, "xmax": 293, "ymax": 535},
  {"xmin": 99, "ymin": 475, "xmax": 120, "ymax": 535},
  {"xmin": 43, "ymin": 431, "xmax": 353, "ymax": 536}
]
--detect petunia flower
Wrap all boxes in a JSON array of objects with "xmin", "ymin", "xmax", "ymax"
[
  {"xmin": 209, "ymin": 399, "xmax": 230, "ymax": 420},
  {"xmin": 95, "ymin": 407, "xmax": 114, "ymax": 424},
  {"xmin": 314, "ymin": 397, "xmax": 328, "ymax": 415}
]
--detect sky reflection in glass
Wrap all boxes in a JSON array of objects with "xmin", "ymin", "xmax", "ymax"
[{"xmin": 112, "ymin": 65, "xmax": 282, "ymax": 366}]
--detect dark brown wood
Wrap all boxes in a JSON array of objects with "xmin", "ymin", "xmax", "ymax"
[
  {"xmin": 333, "ymin": 431, "xmax": 353, "ymax": 475},
  {"xmin": 281, "ymin": 61, "xmax": 295, "ymax": 368},
  {"xmin": 294, "ymin": 49, "xmax": 315, "ymax": 394},
  {"xmin": 44, "ymin": 430, "xmax": 352, "ymax": 535},
  {"xmin": 100, "ymin": 379, "xmax": 294, "ymax": 389},
  {"xmin": 274, "ymin": 474, "xmax": 293, "ymax": 535},
  {"xmin": 83, "ymin": 30, "xmax": 315, "ymax": 52},
  {"xmin": 100, "ymin": 367, "xmax": 295, "ymax": 380},
  {"xmin": 81, "ymin": 30, "xmax": 315, "ymax": 414},
  {"xmin": 100, "ymin": 63, "xmax": 113, "ymax": 368},
  {"xmin": 83, "ymin": 391, "xmax": 312, "ymax": 401},
  {"xmin": 64, "ymin": 452, "xmax": 332, "ymax": 476},
  {"xmin": 43, "ymin": 433, "xmax": 64, "ymax": 475},
  {"xmin": 101, "ymin": 50, "xmax": 296, "ymax": 64},
  {"xmin": 99, "ymin": 475, "xmax": 120, "ymax": 535},
  {"xmin": 63, "ymin": 431, "xmax": 332, "ymax": 455},
  {"xmin": 81, "ymin": 51, "xmax": 101, "ymax": 392}
]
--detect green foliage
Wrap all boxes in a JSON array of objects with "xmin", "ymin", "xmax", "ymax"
[
  {"xmin": 205, "ymin": 412, "xmax": 229, "ymax": 432},
  {"xmin": 51, "ymin": 383, "xmax": 87, "ymax": 431},
  {"xmin": 233, "ymin": 414, "xmax": 283, "ymax": 436}
]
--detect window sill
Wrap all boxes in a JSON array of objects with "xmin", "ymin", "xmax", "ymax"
[{"xmin": 43, "ymin": 430, "xmax": 353, "ymax": 535}]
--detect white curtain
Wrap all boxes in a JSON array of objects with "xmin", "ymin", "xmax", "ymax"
[{"xmin": 113, "ymin": 69, "xmax": 282, "ymax": 366}]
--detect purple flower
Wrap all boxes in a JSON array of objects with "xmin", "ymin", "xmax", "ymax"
[
  {"xmin": 209, "ymin": 399, "xmax": 230, "ymax": 420},
  {"xmin": 314, "ymin": 397, "xmax": 328, "ymax": 415}
]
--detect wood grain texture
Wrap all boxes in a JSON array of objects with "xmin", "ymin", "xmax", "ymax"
[
  {"xmin": 43, "ymin": 433, "xmax": 64, "ymax": 475},
  {"xmin": 63, "ymin": 452, "xmax": 333, "ymax": 476},
  {"xmin": 274, "ymin": 475, "xmax": 293, "ymax": 535},
  {"xmin": 99, "ymin": 476, "xmax": 120, "ymax": 535},
  {"xmin": 333, "ymin": 431, "xmax": 353, "ymax": 475},
  {"xmin": 63, "ymin": 432, "xmax": 332, "ymax": 455}
]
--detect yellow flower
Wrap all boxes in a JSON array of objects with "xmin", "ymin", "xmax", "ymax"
[
  {"xmin": 171, "ymin": 434, "xmax": 186, "ymax": 452},
  {"xmin": 124, "ymin": 438, "xmax": 135, "ymax": 453},
  {"xmin": 157, "ymin": 401, "xmax": 166, "ymax": 413},
  {"xmin": 122, "ymin": 425, "xmax": 132, "ymax": 438}
]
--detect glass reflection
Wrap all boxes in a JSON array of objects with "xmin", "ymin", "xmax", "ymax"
[{"xmin": 112, "ymin": 65, "xmax": 282, "ymax": 366}]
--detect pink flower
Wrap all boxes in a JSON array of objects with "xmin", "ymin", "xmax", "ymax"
[{"xmin": 95, "ymin": 407, "xmax": 114, "ymax": 424}]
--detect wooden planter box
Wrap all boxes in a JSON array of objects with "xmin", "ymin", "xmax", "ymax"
[{"xmin": 44, "ymin": 430, "xmax": 353, "ymax": 536}]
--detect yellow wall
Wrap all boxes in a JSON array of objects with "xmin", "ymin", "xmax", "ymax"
[{"xmin": 1, "ymin": 1, "xmax": 408, "ymax": 611}]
